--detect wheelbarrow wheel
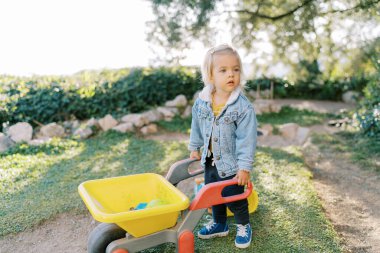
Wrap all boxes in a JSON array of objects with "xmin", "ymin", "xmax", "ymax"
[{"xmin": 88, "ymin": 223, "xmax": 126, "ymax": 253}]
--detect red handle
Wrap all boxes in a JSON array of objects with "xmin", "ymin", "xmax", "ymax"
[{"xmin": 189, "ymin": 179, "xmax": 253, "ymax": 210}]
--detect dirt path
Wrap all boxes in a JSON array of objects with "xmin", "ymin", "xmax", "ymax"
[
  {"xmin": 269, "ymin": 98, "xmax": 356, "ymax": 113},
  {"xmin": 303, "ymin": 141, "xmax": 380, "ymax": 253},
  {"xmin": 0, "ymin": 213, "xmax": 96, "ymax": 253},
  {"xmin": 2, "ymin": 99, "xmax": 376, "ymax": 253}
]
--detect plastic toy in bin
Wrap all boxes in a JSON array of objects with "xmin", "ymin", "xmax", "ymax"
[
  {"xmin": 79, "ymin": 158, "xmax": 259, "ymax": 253},
  {"xmin": 194, "ymin": 177, "xmax": 205, "ymax": 195}
]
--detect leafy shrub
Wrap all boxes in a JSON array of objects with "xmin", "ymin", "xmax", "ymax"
[
  {"xmin": 1, "ymin": 67, "xmax": 202, "ymax": 126},
  {"xmin": 245, "ymin": 76, "xmax": 369, "ymax": 100},
  {"xmin": 6, "ymin": 84, "xmax": 72, "ymax": 124},
  {"xmin": 245, "ymin": 78, "xmax": 290, "ymax": 98},
  {"xmin": 354, "ymin": 77, "xmax": 380, "ymax": 137}
]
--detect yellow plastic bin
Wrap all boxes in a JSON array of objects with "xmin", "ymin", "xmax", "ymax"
[
  {"xmin": 78, "ymin": 173, "xmax": 190, "ymax": 237},
  {"xmin": 227, "ymin": 190, "xmax": 259, "ymax": 216}
]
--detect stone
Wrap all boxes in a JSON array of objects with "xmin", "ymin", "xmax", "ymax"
[
  {"xmin": 71, "ymin": 120, "xmax": 80, "ymax": 130},
  {"xmin": 8, "ymin": 122, "xmax": 33, "ymax": 143},
  {"xmin": 182, "ymin": 105, "xmax": 192, "ymax": 118},
  {"xmin": 260, "ymin": 124, "xmax": 274, "ymax": 136},
  {"xmin": 165, "ymin": 94, "xmax": 188, "ymax": 107},
  {"xmin": 0, "ymin": 133, "xmax": 14, "ymax": 152},
  {"xmin": 28, "ymin": 137, "xmax": 51, "ymax": 146},
  {"xmin": 248, "ymin": 90, "xmax": 257, "ymax": 99},
  {"xmin": 254, "ymin": 99, "xmax": 273, "ymax": 114},
  {"xmin": 63, "ymin": 120, "xmax": 80, "ymax": 134},
  {"xmin": 40, "ymin": 123, "xmax": 65, "ymax": 138},
  {"xmin": 112, "ymin": 123, "xmax": 134, "ymax": 133},
  {"xmin": 295, "ymin": 127, "xmax": 310, "ymax": 145},
  {"xmin": 270, "ymin": 104, "xmax": 282, "ymax": 113},
  {"xmin": 279, "ymin": 123, "xmax": 299, "ymax": 140},
  {"xmin": 193, "ymin": 91, "xmax": 201, "ymax": 102},
  {"xmin": 342, "ymin": 91, "xmax": 360, "ymax": 104},
  {"xmin": 157, "ymin": 107, "xmax": 178, "ymax": 118},
  {"xmin": 254, "ymin": 106, "xmax": 262, "ymax": 115},
  {"xmin": 121, "ymin": 114, "xmax": 148, "ymax": 128},
  {"xmin": 86, "ymin": 118, "xmax": 99, "ymax": 128},
  {"xmin": 73, "ymin": 128, "xmax": 93, "ymax": 139},
  {"xmin": 140, "ymin": 124, "xmax": 158, "ymax": 135},
  {"xmin": 141, "ymin": 110, "xmax": 163, "ymax": 123},
  {"xmin": 98, "ymin": 114, "xmax": 118, "ymax": 131}
]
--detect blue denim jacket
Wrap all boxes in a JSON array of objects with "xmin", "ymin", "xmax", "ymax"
[{"xmin": 188, "ymin": 85, "xmax": 257, "ymax": 178}]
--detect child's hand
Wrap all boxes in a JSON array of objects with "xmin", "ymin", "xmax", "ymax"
[
  {"xmin": 235, "ymin": 170, "xmax": 250, "ymax": 186},
  {"xmin": 190, "ymin": 150, "xmax": 201, "ymax": 160}
]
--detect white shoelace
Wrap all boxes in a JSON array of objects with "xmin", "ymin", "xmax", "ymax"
[
  {"xmin": 203, "ymin": 216, "xmax": 215, "ymax": 230},
  {"xmin": 236, "ymin": 224, "xmax": 248, "ymax": 237}
]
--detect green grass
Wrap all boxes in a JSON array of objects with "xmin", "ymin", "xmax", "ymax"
[
  {"xmin": 156, "ymin": 115, "xmax": 192, "ymax": 133},
  {"xmin": 0, "ymin": 131, "xmax": 189, "ymax": 236},
  {"xmin": 140, "ymin": 147, "xmax": 342, "ymax": 253},
  {"xmin": 257, "ymin": 106, "xmax": 331, "ymax": 127},
  {"xmin": 0, "ymin": 130, "xmax": 342, "ymax": 252},
  {"xmin": 312, "ymin": 131, "xmax": 380, "ymax": 173}
]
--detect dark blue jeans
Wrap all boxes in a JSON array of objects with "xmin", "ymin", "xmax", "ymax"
[{"xmin": 204, "ymin": 154, "xmax": 249, "ymax": 225}]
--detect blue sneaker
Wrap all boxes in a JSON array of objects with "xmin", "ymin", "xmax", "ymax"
[
  {"xmin": 197, "ymin": 221, "xmax": 229, "ymax": 239},
  {"xmin": 235, "ymin": 223, "xmax": 252, "ymax": 248}
]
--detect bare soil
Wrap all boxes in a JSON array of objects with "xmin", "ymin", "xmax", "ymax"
[
  {"xmin": 303, "ymin": 140, "xmax": 380, "ymax": 253},
  {"xmin": 1, "ymin": 99, "xmax": 378, "ymax": 253}
]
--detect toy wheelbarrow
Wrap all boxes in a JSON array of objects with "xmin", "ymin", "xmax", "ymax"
[{"xmin": 78, "ymin": 158, "xmax": 259, "ymax": 253}]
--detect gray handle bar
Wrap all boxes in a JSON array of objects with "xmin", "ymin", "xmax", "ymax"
[{"xmin": 165, "ymin": 158, "xmax": 204, "ymax": 186}]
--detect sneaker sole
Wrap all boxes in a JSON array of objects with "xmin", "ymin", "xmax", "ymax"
[
  {"xmin": 197, "ymin": 231, "xmax": 229, "ymax": 239},
  {"xmin": 235, "ymin": 238, "xmax": 252, "ymax": 249}
]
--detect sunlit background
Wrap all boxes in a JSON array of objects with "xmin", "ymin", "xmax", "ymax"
[
  {"xmin": 0, "ymin": 0, "xmax": 276, "ymax": 77},
  {"xmin": 0, "ymin": 0, "xmax": 378, "ymax": 77},
  {"xmin": 0, "ymin": 0, "xmax": 156, "ymax": 76}
]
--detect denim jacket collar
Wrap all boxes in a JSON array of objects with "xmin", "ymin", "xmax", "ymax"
[{"xmin": 198, "ymin": 85, "xmax": 241, "ymax": 106}]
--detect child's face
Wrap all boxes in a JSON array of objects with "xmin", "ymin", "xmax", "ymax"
[{"xmin": 211, "ymin": 52, "xmax": 241, "ymax": 95}]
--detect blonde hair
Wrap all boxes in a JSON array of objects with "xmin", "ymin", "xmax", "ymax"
[{"xmin": 201, "ymin": 44, "xmax": 245, "ymax": 88}]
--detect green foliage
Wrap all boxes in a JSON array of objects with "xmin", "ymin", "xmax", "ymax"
[
  {"xmin": 355, "ymin": 77, "xmax": 380, "ymax": 136},
  {"xmin": 246, "ymin": 74, "xmax": 370, "ymax": 100},
  {"xmin": 147, "ymin": 0, "xmax": 379, "ymax": 76},
  {"xmin": 7, "ymin": 84, "xmax": 72, "ymax": 124},
  {"xmin": 353, "ymin": 49, "xmax": 380, "ymax": 136},
  {"xmin": 1, "ymin": 67, "xmax": 202, "ymax": 127}
]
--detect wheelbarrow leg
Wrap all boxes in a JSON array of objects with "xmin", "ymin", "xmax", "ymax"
[{"xmin": 177, "ymin": 230, "xmax": 194, "ymax": 253}]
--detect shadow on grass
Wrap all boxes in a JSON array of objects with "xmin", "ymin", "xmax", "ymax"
[
  {"xmin": 136, "ymin": 147, "xmax": 342, "ymax": 253},
  {"xmin": 312, "ymin": 131, "xmax": 380, "ymax": 173},
  {"xmin": 0, "ymin": 131, "xmax": 189, "ymax": 236},
  {"xmin": 0, "ymin": 138, "xmax": 79, "ymax": 157}
]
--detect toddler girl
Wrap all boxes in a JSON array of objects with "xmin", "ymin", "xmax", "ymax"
[{"xmin": 188, "ymin": 44, "xmax": 257, "ymax": 249}]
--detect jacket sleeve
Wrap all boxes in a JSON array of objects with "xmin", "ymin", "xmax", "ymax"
[
  {"xmin": 235, "ymin": 105, "xmax": 257, "ymax": 171},
  {"xmin": 188, "ymin": 100, "xmax": 204, "ymax": 151}
]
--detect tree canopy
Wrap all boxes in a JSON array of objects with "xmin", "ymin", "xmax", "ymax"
[{"xmin": 147, "ymin": 0, "xmax": 380, "ymax": 79}]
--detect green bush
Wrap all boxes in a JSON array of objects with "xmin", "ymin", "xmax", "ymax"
[
  {"xmin": 7, "ymin": 84, "xmax": 72, "ymax": 124},
  {"xmin": 1, "ymin": 67, "xmax": 202, "ymax": 126},
  {"xmin": 245, "ymin": 76, "xmax": 369, "ymax": 100},
  {"xmin": 245, "ymin": 78, "xmax": 289, "ymax": 98},
  {"xmin": 355, "ymin": 77, "xmax": 380, "ymax": 137}
]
